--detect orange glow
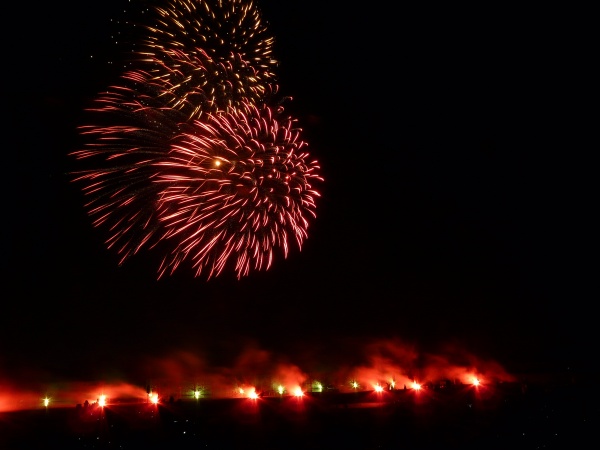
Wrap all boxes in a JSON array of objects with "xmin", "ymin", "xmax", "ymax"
[{"xmin": 0, "ymin": 338, "xmax": 517, "ymax": 410}]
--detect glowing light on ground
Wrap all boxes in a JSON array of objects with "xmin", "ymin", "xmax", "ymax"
[{"xmin": 0, "ymin": 339, "xmax": 517, "ymax": 412}]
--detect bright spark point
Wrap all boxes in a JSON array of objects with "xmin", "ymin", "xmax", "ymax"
[
  {"xmin": 412, "ymin": 382, "xmax": 422, "ymax": 391},
  {"xmin": 43, "ymin": 398, "xmax": 50, "ymax": 407},
  {"xmin": 293, "ymin": 387, "xmax": 303, "ymax": 397},
  {"xmin": 374, "ymin": 384, "xmax": 384, "ymax": 393},
  {"xmin": 98, "ymin": 395, "xmax": 107, "ymax": 407}
]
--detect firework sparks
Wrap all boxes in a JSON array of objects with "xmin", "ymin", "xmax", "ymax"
[
  {"xmin": 137, "ymin": 0, "xmax": 278, "ymax": 119},
  {"xmin": 154, "ymin": 101, "xmax": 322, "ymax": 279},
  {"xmin": 72, "ymin": 85, "xmax": 322, "ymax": 279},
  {"xmin": 72, "ymin": 73, "xmax": 188, "ymax": 264},
  {"xmin": 136, "ymin": 48, "xmax": 278, "ymax": 120},
  {"xmin": 71, "ymin": 0, "xmax": 321, "ymax": 279}
]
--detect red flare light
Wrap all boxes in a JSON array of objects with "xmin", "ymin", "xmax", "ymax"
[{"xmin": 293, "ymin": 387, "xmax": 304, "ymax": 397}]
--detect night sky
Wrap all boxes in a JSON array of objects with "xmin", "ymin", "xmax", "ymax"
[{"xmin": 2, "ymin": 0, "xmax": 594, "ymax": 389}]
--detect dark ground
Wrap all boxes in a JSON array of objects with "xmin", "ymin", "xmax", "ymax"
[{"xmin": 1, "ymin": 376, "xmax": 598, "ymax": 450}]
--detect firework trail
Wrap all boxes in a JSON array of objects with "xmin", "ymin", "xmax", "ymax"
[{"xmin": 137, "ymin": 0, "xmax": 278, "ymax": 119}]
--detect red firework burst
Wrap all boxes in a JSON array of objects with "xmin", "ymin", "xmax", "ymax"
[
  {"xmin": 72, "ymin": 83, "xmax": 322, "ymax": 279},
  {"xmin": 154, "ymin": 101, "xmax": 322, "ymax": 279},
  {"xmin": 71, "ymin": 0, "xmax": 322, "ymax": 279}
]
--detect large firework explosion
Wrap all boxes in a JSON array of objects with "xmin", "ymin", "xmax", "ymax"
[
  {"xmin": 137, "ymin": 0, "xmax": 278, "ymax": 119},
  {"xmin": 71, "ymin": 0, "xmax": 322, "ymax": 279},
  {"xmin": 154, "ymin": 100, "xmax": 322, "ymax": 279}
]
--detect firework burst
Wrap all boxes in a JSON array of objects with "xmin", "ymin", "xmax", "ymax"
[
  {"xmin": 137, "ymin": 0, "xmax": 278, "ymax": 119},
  {"xmin": 154, "ymin": 100, "xmax": 322, "ymax": 279},
  {"xmin": 72, "ymin": 79, "xmax": 322, "ymax": 279},
  {"xmin": 71, "ymin": 0, "xmax": 322, "ymax": 279}
]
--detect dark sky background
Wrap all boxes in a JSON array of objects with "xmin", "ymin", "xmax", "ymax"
[{"xmin": 2, "ymin": 1, "xmax": 594, "ymax": 386}]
